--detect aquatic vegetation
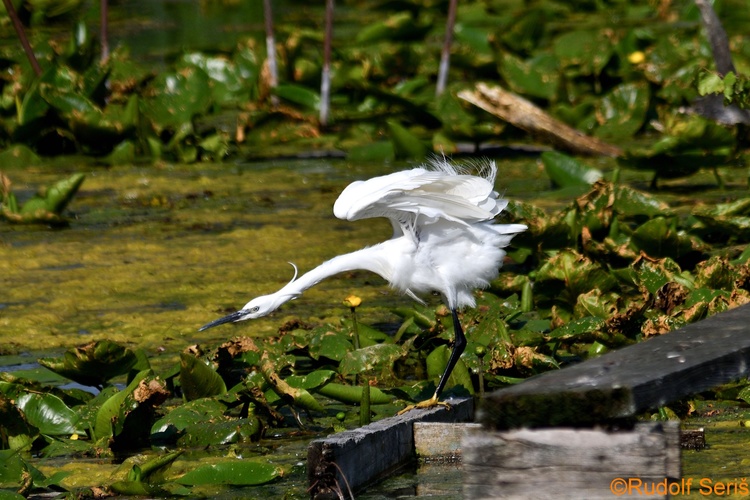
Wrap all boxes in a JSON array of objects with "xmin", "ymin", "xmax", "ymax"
[
  {"xmin": 0, "ymin": 0, "xmax": 747, "ymax": 178},
  {"xmin": 3, "ymin": 170, "xmax": 750, "ymax": 494},
  {"xmin": 0, "ymin": 171, "xmax": 84, "ymax": 224}
]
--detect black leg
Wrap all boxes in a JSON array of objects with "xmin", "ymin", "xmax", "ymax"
[{"xmin": 433, "ymin": 308, "xmax": 466, "ymax": 398}]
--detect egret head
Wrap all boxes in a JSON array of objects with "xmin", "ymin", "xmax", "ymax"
[
  {"xmin": 198, "ymin": 294, "xmax": 287, "ymax": 331},
  {"xmin": 199, "ymin": 263, "xmax": 301, "ymax": 332}
]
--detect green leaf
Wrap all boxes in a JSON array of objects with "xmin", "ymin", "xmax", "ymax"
[
  {"xmin": 151, "ymin": 398, "xmax": 227, "ymax": 436},
  {"xmin": 285, "ymin": 370, "xmax": 336, "ymax": 390},
  {"xmin": 177, "ymin": 418, "xmax": 261, "ymax": 447},
  {"xmin": 0, "ymin": 395, "xmax": 37, "ymax": 451},
  {"xmin": 175, "ymin": 460, "xmax": 281, "ymax": 486},
  {"xmin": 92, "ymin": 370, "xmax": 150, "ymax": 440},
  {"xmin": 38, "ymin": 340, "xmax": 137, "ymax": 387},
  {"xmin": 308, "ymin": 330, "xmax": 353, "ymax": 362},
  {"xmin": 541, "ymin": 151, "xmax": 602, "ymax": 188},
  {"xmin": 179, "ymin": 353, "xmax": 227, "ymax": 401},
  {"xmin": 630, "ymin": 217, "xmax": 705, "ymax": 259},
  {"xmin": 498, "ymin": 53, "xmax": 559, "ymax": 100},
  {"xmin": 273, "ymin": 84, "xmax": 320, "ymax": 111},
  {"xmin": 338, "ymin": 344, "xmax": 405, "ymax": 377},
  {"xmin": 387, "ymin": 119, "xmax": 428, "ymax": 160},
  {"xmin": 549, "ymin": 316, "xmax": 606, "ymax": 339},
  {"xmin": 143, "ymin": 66, "xmax": 212, "ymax": 131},
  {"xmin": 15, "ymin": 393, "xmax": 85, "ymax": 436},
  {"xmin": 594, "ymin": 82, "xmax": 650, "ymax": 140},
  {"xmin": 553, "ymin": 29, "xmax": 613, "ymax": 76},
  {"xmin": 315, "ymin": 383, "xmax": 393, "ymax": 405}
]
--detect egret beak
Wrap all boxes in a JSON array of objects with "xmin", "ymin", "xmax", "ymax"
[{"xmin": 198, "ymin": 310, "xmax": 245, "ymax": 331}]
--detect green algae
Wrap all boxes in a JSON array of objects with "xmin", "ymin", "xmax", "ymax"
[{"xmin": 0, "ymin": 157, "xmax": 541, "ymax": 368}]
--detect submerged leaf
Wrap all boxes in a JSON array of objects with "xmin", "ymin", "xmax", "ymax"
[
  {"xmin": 541, "ymin": 151, "xmax": 603, "ymax": 188},
  {"xmin": 175, "ymin": 460, "xmax": 281, "ymax": 486}
]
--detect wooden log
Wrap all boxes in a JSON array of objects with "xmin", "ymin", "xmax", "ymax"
[
  {"xmin": 458, "ymin": 83, "xmax": 624, "ymax": 157},
  {"xmin": 307, "ymin": 397, "xmax": 473, "ymax": 499},
  {"xmin": 480, "ymin": 303, "xmax": 750, "ymax": 429},
  {"xmin": 413, "ymin": 422, "xmax": 481, "ymax": 461},
  {"xmin": 463, "ymin": 422, "xmax": 680, "ymax": 500}
]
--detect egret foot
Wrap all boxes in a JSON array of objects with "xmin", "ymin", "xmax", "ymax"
[{"xmin": 397, "ymin": 394, "xmax": 451, "ymax": 415}]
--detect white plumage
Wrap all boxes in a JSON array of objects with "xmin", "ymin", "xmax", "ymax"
[{"xmin": 200, "ymin": 158, "xmax": 526, "ymax": 409}]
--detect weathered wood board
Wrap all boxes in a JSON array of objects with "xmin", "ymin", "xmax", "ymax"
[
  {"xmin": 307, "ymin": 397, "xmax": 473, "ymax": 498},
  {"xmin": 463, "ymin": 422, "xmax": 680, "ymax": 500},
  {"xmin": 481, "ymin": 303, "xmax": 750, "ymax": 429},
  {"xmin": 414, "ymin": 422, "xmax": 482, "ymax": 460}
]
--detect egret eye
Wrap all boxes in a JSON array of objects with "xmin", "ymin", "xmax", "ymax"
[{"xmin": 250, "ymin": 306, "xmax": 260, "ymax": 313}]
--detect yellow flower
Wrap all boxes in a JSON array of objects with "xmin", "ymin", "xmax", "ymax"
[
  {"xmin": 343, "ymin": 295, "xmax": 362, "ymax": 308},
  {"xmin": 628, "ymin": 51, "xmax": 645, "ymax": 64}
]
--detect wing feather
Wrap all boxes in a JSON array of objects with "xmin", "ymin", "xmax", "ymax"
[{"xmin": 333, "ymin": 161, "xmax": 506, "ymax": 226}]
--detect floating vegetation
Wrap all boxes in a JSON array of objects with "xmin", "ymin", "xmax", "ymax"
[
  {"xmin": 0, "ymin": 0, "xmax": 747, "ymax": 176},
  {"xmin": 0, "ymin": 171, "xmax": 84, "ymax": 224},
  {"xmin": 3, "ymin": 170, "xmax": 750, "ymax": 495}
]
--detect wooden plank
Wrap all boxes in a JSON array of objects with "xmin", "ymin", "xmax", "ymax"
[
  {"xmin": 463, "ymin": 422, "xmax": 680, "ymax": 500},
  {"xmin": 307, "ymin": 397, "xmax": 473, "ymax": 499},
  {"xmin": 480, "ymin": 303, "xmax": 750, "ymax": 429},
  {"xmin": 413, "ymin": 422, "xmax": 482, "ymax": 460}
]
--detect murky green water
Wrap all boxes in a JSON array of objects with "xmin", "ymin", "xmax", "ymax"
[{"xmin": 0, "ymin": 156, "xmax": 556, "ymax": 359}]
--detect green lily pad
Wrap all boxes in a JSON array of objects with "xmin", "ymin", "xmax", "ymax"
[
  {"xmin": 308, "ymin": 329, "xmax": 353, "ymax": 362},
  {"xmin": 38, "ymin": 340, "xmax": 137, "ymax": 387},
  {"xmin": 338, "ymin": 344, "xmax": 405, "ymax": 376},
  {"xmin": 498, "ymin": 52, "xmax": 559, "ymax": 100},
  {"xmin": 179, "ymin": 353, "xmax": 227, "ymax": 402},
  {"xmin": 177, "ymin": 418, "xmax": 261, "ymax": 447},
  {"xmin": 284, "ymin": 370, "xmax": 336, "ymax": 390},
  {"xmin": 15, "ymin": 393, "xmax": 85, "ymax": 436},
  {"xmin": 549, "ymin": 316, "xmax": 606, "ymax": 340},
  {"xmin": 553, "ymin": 29, "xmax": 613, "ymax": 76},
  {"xmin": 536, "ymin": 250, "xmax": 616, "ymax": 304},
  {"xmin": 541, "ymin": 151, "xmax": 603, "ymax": 188},
  {"xmin": 151, "ymin": 398, "xmax": 227, "ymax": 439},
  {"xmin": 594, "ymin": 82, "xmax": 650, "ymax": 140},
  {"xmin": 143, "ymin": 66, "xmax": 212, "ymax": 132},
  {"xmin": 175, "ymin": 460, "xmax": 281, "ymax": 486},
  {"xmin": 387, "ymin": 119, "xmax": 428, "ymax": 160},
  {"xmin": 273, "ymin": 83, "xmax": 320, "ymax": 111},
  {"xmin": 630, "ymin": 217, "xmax": 706, "ymax": 260}
]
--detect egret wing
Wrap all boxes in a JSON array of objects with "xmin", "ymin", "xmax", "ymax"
[{"xmin": 333, "ymin": 167, "xmax": 502, "ymax": 225}]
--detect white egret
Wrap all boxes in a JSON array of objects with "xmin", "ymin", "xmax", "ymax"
[{"xmin": 199, "ymin": 158, "xmax": 527, "ymax": 411}]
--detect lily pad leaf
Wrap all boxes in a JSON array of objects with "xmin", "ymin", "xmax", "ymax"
[
  {"xmin": 594, "ymin": 82, "xmax": 650, "ymax": 140},
  {"xmin": 179, "ymin": 353, "xmax": 227, "ymax": 402},
  {"xmin": 143, "ymin": 66, "xmax": 212, "ymax": 132},
  {"xmin": 541, "ymin": 151, "xmax": 602, "ymax": 188},
  {"xmin": 498, "ymin": 52, "xmax": 559, "ymax": 100},
  {"xmin": 151, "ymin": 398, "xmax": 227, "ymax": 436},
  {"xmin": 339, "ymin": 344, "xmax": 405, "ymax": 377},
  {"xmin": 38, "ymin": 340, "xmax": 138, "ymax": 387},
  {"xmin": 549, "ymin": 316, "xmax": 606, "ymax": 340},
  {"xmin": 308, "ymin": 330, "xmax": 352, "ymax": 362},
  {"xmin": 273, "ymin": 84, "xmax": 320, "ymax": 111},
  {"xmin": 177, "ymin": 418, "xmax": 262, "ymax": 447},
  {"xmin": 630, "ymin": 217, "xmax": 706, "ymax": 259},
  {"xmin": 285, "ymin": 370, "xmax": 336, "ymax": 390},
  {"xmin": 175, "ymin": 460, "xmax": 281, "ymax": 486},
  {"xmin": 387, "ymin": 119, "xmax": 428, "ymax": 160},
  {"xmin": 15, "ymin": 393, "xmax": 85, "ymax": 436}
]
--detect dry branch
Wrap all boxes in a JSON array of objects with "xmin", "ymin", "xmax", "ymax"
[{"xmin": 458, "ymin": 83, "xmax": 624, "ymax": 157}]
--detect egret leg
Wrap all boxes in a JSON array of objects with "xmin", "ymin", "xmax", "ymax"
[{"xmin": 398, "ymin": 308, "xmax": 466, "ymax": 414}]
